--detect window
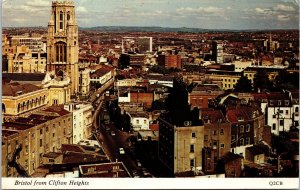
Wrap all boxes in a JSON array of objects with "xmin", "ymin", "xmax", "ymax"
[
  {"xmin": 40, "ymin": 139, "xmax": 43, "ymax": 147},
  {"xmin": 46, "ymin": 127, "xmax": 49, "ymax": 132},
  {"xmin": 231, "ymin": 135, "xmax": 235, "ymax": 141},
  {"xmin": 272, "ymin": 123, "xmax": 276, "ymax": 130},
  {"xmin": 296, "ymin": 107, "xmax": 299, "ymax": 113},
  {"xmin": 53, "ymin": 133, "xmax": 55, "ymax": 138},
  {"xmin": 285, "ymin": 100, "xmax": 289, "ymax": 106},
  {"xmin": 204, "ymin": 135, "xmax": 208, "ymax": 141},
  {"xmin": 192, "ymin": 132, "xmax": 196, "ymax": 138},
  {"xmin": 136, "ymin": 119, "xmax": 139, "ymax": 124},
  {"xmin": 40, "ymin": 129, "xmax": 43, "ymax": 135},
  {"xmin": 190, "ymin": 159, "xmax": 195, "ymax": 168},
  {"xmin": 245, "ymin": 137, "xmax": 250, "ymax": 145},
  {"xmin": 285, "ymin": 110, "xmax": 289, "ymax": 115},
  {"xmin": 220, "ymin": 128, "xmax": 224, "ymax": 135},
  {"xmin": 246, "ymin": 124, "xmax": 250, "ymax": 132},
  {"xmin": 278, "ymin": 101, "xmax": 281, "ymax": 106},
  {"xmin": 25, "ymin": 145, "xmax": 28, "ymax": 154},
  {"xmin": 49, "ymin": 159, "xmax": 55, "ymax": 163},
  {"xmin": 240, "ymin": 125, "xmax": 244, "ymax": 133},
  {"xmin": 213, "ymin": 130, "xmax": 217, "ymax": 135},
  {"xmin": 280, "ymin": 120, "xmax": 284, "ymax": 126},
  {"xmin": 273, "ymin": 115, "xmax": 276, "ymax": 118},
  {"xmin": 190, "ymin": 144, "xmax": 194, "ymax": 153},
  {"xmin": 220, "ymin": 143, "xmax": 225, "ymax": 148},
  {"xmin": 239, "ymin": 138, "xmax": 244, "ymax": 146}
]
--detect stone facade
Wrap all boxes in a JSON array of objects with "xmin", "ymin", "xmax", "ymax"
[{"xmin": 47, "ymin": 1, "xmax": 79, "ymax": 95}]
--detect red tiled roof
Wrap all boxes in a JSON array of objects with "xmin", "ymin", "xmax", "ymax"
[
  {"xmin": 150, "ymin": 124, "xmax": 159, "ymax": 131},
  {"xmin": 2, "ymin": 83, "xmax": 42, "ymax": 96},
  {"xmin": 43, "ymin": 105, "xmax": 70, "ymax": 116},
  {"xmin": 201, "ymin": 109, "xmax": 226, "ymax": 124},
  {"xmin": 226, "ymin": 106, "xmax": 262, "ymax": 123}
]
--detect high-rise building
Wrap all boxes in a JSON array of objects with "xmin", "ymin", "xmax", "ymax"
[
  {"xmin": 212, "ymin": 41, "xmax": 223, "ymax": 64},
  {"xmin": 47, "ymin": 1, "xmax": 79, "ymax": 95}
]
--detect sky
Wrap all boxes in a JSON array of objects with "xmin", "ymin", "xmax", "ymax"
[{"xmin": 2, "ymin": 0, "xmax": 300, "ymax": 30}]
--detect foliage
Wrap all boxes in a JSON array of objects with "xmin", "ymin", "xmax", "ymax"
[
  {"xmin": 233, "ymin": 75, "xmax": 253, "ymax": 92},
  {"xmin": 274, "ymin": 70, "xmax": 299, "ymax": 90},
  {"xmin": 253, "ymin": 70, "xmax": 273, "ymax": 92}
]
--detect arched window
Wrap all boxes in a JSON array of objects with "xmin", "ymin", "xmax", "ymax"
[
  {"xmin": 43, "ymin": 95, "xmax": 46, "ymax": 104},
  {"xmin": 2, "ymin": 103, "xmax": 6, "ymax": 113},
  {"xmin": 36, "ymin": 98, "xmax": 39, "ymax": 106},
  {"xmin": 59, "ymin": 11, "xmax": 63, "ymax": 30},
  {"xmin": 67, "ymin": 12, "xmax": 70, "ymax": 20},
  {"xmin": 26, "ymin": 100, "xmax": 30, "ymax": 110},
  {"xmin": 40, "ymin": 97, "xmax": 42, "ymax": 105},
  {"xmin": 22, "ymin": 102, "xmax": 26, "ymax": 111},
  {"xmin": 18, "ymin": 103, "xmax": 21, "ymax": 113},
  {"xmin": 55, "ymin": 42, "xmax": 67, "ymax": 62}
]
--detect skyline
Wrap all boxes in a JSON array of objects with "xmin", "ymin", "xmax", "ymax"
[{"xmin": 2, "ymin": 0, "xmax": 300, "ymax": 30}]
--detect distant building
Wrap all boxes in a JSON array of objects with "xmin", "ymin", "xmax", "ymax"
[
  {"xmin": 212, "ymin": 41, "xmax": 223, "ymax": 64},
  {"xmin": 158, "ymin": 117, "xmax": 204, "ymax": 175},
  {"xmin": 157, "ymin": 54, "xmax": 182, "ymax": 69},
  {"xmin": 78, "ymin": 68, "xmax": 90, "ymax": 97},
  {"xmin": 188, "ymin": 84, "xmax": 224, "ymax": 109},
  {"xmin": 206, "ymin": 69, "xmax": 242, "ymax": 90},
  {"xmin": 10, "ymin": 35, "xmax": 46, "ymax": 53}
]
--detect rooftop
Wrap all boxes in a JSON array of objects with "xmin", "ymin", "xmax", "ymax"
[{"xmin": 2, "ymin": 83, "xmax": 42, "ymax": 96}]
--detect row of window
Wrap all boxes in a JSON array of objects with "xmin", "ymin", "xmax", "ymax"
[{"xmin": 231, "ymin": 136, "xmax": 251, "ymax": 146}]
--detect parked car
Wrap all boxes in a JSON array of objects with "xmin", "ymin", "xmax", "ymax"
[
  {"xmin": 119, "ymin": 147, "xmax": 125, "ymax": 154},
  {"xmin": 136, "ymin": 159, "xmax": 142, "ymax": 167}
]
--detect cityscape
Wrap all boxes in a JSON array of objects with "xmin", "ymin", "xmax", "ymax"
[{"xmin": 1, "ymin": 0, "xmax": 299, "ymax": 181}]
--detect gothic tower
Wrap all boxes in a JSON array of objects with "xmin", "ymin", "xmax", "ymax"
[{"xmin": 47, "ymin": 1, "xmax": 79, "ymax": 95}]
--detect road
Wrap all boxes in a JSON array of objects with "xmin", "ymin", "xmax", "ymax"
[{"xmin": 92, "ymin": 94, "xmax": 152, "ymax": 177}]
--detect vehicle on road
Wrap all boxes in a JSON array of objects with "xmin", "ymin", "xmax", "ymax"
[
  {"xmin": 136, "ymin": 159, "xmax": 142, "ymax": 167},
  {"xmin": 111, "ymin": 131, "xmax": 116, "ymax": 136},
  {"xmin": 119, "ymin": 147, "xmax": 125, "ymax": 154}
]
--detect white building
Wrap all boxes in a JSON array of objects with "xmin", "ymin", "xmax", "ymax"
[
  {"xmin": 232, "ymin": 60, "xmax": 253, "ymax": 72},
  {"xmin": 127, "ymin": 111, "xmax": 150, "ymax": 131},
  {"xmin": 79, "ymin": 68, "xmax": 90, "ymax": 97},
  {"xmin": 64, "ymin": 102, "xmax": 93, "ymax": 143}
]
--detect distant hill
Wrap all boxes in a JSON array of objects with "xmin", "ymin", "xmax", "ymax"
[{"xmin": 79, "ymin": 26, "xmax": 215, "ymax": 33}]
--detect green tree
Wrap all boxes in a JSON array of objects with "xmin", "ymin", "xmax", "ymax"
[
  {"xmin": 275, "ymin": 70, "xmax": 299, "ymax": 90},
  {"xmin": 253, "ymin": 70, "xmax": 273, "ymax": 92},
  {"xmin": 233, "ymin": 75, "xmax": 252, "ymax": 92}
]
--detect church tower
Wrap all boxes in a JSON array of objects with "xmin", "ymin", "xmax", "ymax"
[{"xmin": 47, "ymin": 1, "xmax": 79, "ymax": 95}]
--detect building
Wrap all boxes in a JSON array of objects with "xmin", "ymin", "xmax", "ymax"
[
  {"xmin": 127, "ymin": 111, "xmax": 150, "ymax": 131},
  {"xmin": 188, "ymin": 84, "xmax": 224, "ymax": 109},
  {"xmin": 2, "ymin": 82, "xmax": 48, "ymax": 120},
  {"xmin": 137, "ymin": 37, "xmax": 153, "ymax": 53},
  {"xmin": 79, "ymin": 162, "xmax": 131, "ymax": 177},
  {"xmin": 2, "ymin": 72, "xmax": 52, "ymax": 87},
  {"xmin": 217, "ymin": 152, "xmax": 244, "ymax": 177},
  {"xmin": 265, "ymin": 93, "xmax": 294, "ymax": 135},
  {"xmin": 44, "ymin": 76, "xmax": 71, "ymax": 105},
  {"xmin": 64, "ymin": 102, "xmax": 93, "ymax": 143},
  {"xmin": 47, "ymin": 1, "xmax": 79, "ymax": 95},
  {"xmin": 157, "ymin": 54, "xmax": 182, "ymax": 69},
  {"xmin": 201, "ymin": 109, "xmax": 231, "ymax": 173},
  {"xmin": 226, "ymin": 106, "xmax": 264, "ymax": 157},
  {"xmin": 212, "ymin": 41, "xmax": 223, "ymax": 64},
  {"xmin": 78, "ymin": 68, "xmax": 90, "ymax": 97},
  {"xmin": 7, "ymin": 45, "xmax": 47, "ymax": 73},
  {"xmin": 206, "ymin": 69, "xmax": 242, "ymax": 90},
  {"xmin": 90, "ymin": 66, "xmax": 115, "ymax": 86},
  {"xmin": 10, "ymin": 35, "xmax": 46, "ymax": 53},
  {"xmin": 2, "ymin": 105, "xmax": 73, "ymax": 177},
  {"xmin": 158, "ymin": 117, "xmax": 204, "ymax": 175}
]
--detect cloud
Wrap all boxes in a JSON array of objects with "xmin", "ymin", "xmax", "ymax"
[
  {"xmin": 274, "ymin": 4, "xmax": 295, "ymax": 12},
  {"xmin": 25, "ymin": 0, "xmax": 50, "ymax": 7},
  {"xmin": 76, "ymin": 6, "xmax": 88, "ymax": 13},
  {"xmin": 177, "ymin": 6, "xmax": 224, "ymax": 15},
  {"xmin": 277, "ymin": 14, "xmax": 290, "ymax": 21},
  {"xmin": 255, "ymin": 8, "xmax": 273, "ymax": 15}
]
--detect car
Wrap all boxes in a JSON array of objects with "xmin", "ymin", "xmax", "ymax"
[
  {"xmin": 136, "ymin": 160, "xmax": 142, "ymax": 167},
  {"xmin": 111, "ymin": 131, "xmax": 116, "ymax": 136},
  {"xmin": 119, "ymin": 148, "xmax": 125, "ymax": 154}
]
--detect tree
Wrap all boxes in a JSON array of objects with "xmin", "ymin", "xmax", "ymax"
[
  {"xmin": 233, "ymin": 75, "xmax": 252, "ymax": 92},
  {"xmin": 274, "ymin": 70, "xmax": 299, "ymax": 90},
  {"xmin": 253, "ymin": 70, "xmax": 273, "ymax": 92}
]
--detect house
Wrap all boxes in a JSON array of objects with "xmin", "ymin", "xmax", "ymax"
[
  {"xmin": 127, "ymin": 111, "xmax": 150, "ymax": 131},
  {"xmin": 158, "ymin": 116, "xmax": 204, "ymax": 175},
  {"xmin": 201, "ymin": 109, "xmax": 231, "ymax": 173}
]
